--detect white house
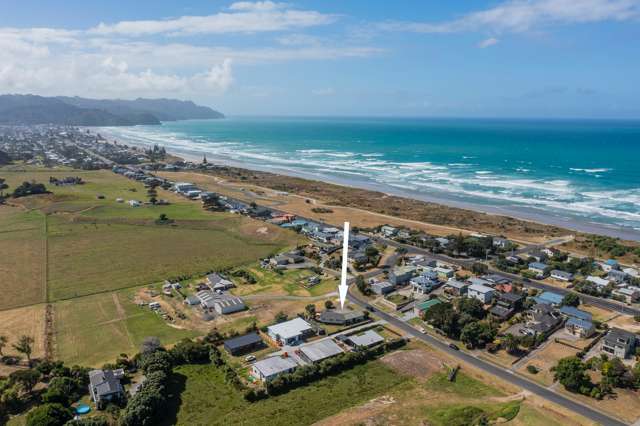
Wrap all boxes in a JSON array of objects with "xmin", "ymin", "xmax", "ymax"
[
  {"xmin": 586, "ymin": 275, "xmax": 610, "ymax": 288},
  {"xmin": 212, "ymin": 296, "xmax": 245, "ymax": 315},
  {"xmin": 267, "ymin": 317, "xmax": 313, "ymax": 345},
  {"xmin": 550, "ymin": 270, "xmax": 574, "ymax": 282},
  {"xmin": 251, "ymin": 356, "xmax": 298, "ymax": 382},
  {"xmin": 467, "ymin": 284, "xmax": 495, "ymax": 304}
]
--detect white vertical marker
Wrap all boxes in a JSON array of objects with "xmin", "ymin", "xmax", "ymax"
[{"xmin": 338, "ymin": 221, "xmax": 350, "ymax": 309}]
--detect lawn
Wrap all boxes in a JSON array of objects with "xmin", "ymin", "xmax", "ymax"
[
  {"xmin": 160, "ymin": 360, "xmax": 409, "ymax": 426},
  {"xmin": 0, "ymin": 208, "xmax": 46, "ymax": 309},
  {"xmin": 54, "ymin": 289, "xmax": 198, "ymax": 367},
  {"xmin": 230, "ymin": 265, "xmax": 336, "ymax": 298},
  {"xmin": 425, "ymin": 371, "xmax": 504, "ymax": 398}
]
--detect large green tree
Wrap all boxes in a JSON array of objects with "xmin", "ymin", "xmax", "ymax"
[
  {"xmin": 12, "ymin": 335, "xmax": 34, "ymax": 366},
  {"xmin": 553, "ymin": 356, "xmax": 592, "ymax": 393}
]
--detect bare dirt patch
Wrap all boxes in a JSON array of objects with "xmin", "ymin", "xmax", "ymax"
[{"xmin": 380, "ymin": 349, "xmax": 444, "ymax": 381}]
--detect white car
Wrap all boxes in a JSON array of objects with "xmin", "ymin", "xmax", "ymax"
[
  {"xmin": 418, "ymin": 327, "xmax": 427, "ymax": 334},
  {"xmin": 245, "ymin": 355, "xmax": 256, "ymax": 363}
]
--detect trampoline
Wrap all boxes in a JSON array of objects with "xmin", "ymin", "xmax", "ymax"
[{"xmin": 75, "ymin": 404, "xmax": 91, "ymax": 415}]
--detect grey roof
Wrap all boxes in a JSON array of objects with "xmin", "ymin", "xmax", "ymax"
[
  {"xmin": 348, "ymin": 330, "xmax": 385, "ymax": 347},
  {"xmin": 299, "ymin": 339, "xmax": 344, "ymax": 363},
  {"xmin": 529, "ymin": 262, "xmax": 548, "ymax": 270},
  {"xmin": 89, "ymin": 369, "xmax": 123, "ymax": 398},
  {"xmin": 253, "ymin": 356, "xmax": 298, "ymax": 378},
  {"xmin": 551, "ymin": 269, "xmax": 573, "ymax": 278},
  {"xmin": 268, "ymin": 317, "xmax": 313, "ymax": 340},
  {"xmin": 498, "ymin": 292, "xmax": 524, "ymax": 303},
  {"xmin": 604, "ymin": 328, "xmax": 637, "ymax": 346},
  {"xmin": 224, "ymin": 332, "xmax": 263, "ymax": 351},
  {"xmin": 318, "ymin": 309, "xmax": 365, "ymax": 324},
  {"xmin": 489, "ymin": 305, "xmax": 514, "ymax": 318}
]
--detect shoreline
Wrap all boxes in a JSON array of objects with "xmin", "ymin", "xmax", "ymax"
[{"xmin": 96, "ymin": 127, "xmax": 640, "ymax": 242}]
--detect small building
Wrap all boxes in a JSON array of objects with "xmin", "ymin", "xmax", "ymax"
[
  {"xmin": 601, "ymin": 259, "xmax": 620, "ymax": 272},
  {"xmin": 602, "ymin": 328, "xmax": 637, "ymax": 359},
  {"xmin": 414, "ymin": 298, "xmax": 443, "ymax": 316},
  {"xmin": 608, "ymin": 269, "xmax": 628, "ymax": 284},
  {"xmin": 183, "ymin": 295, "xmax": 200, "ymax": 306},
  {"xmin": 251, "ymin": 356, "xmax": 298, "ymax": 382},
  {"xmin": 212, "ymin": 296, "xmax": 246, "ymax": 315},
  {"xmin": 410, "ymin": 275, "xmax": 440, "ymax": 295},
  {"xmin": 528, "ymin": 262, "xmax": 548, "ymax": 277},
  {"xmin": 550, "ymin": 270, "xmax": 574, "ymax": 282},
  {"xmin": 224, "ymin": 332, "xmax": 264, "ymax": 356},
  {"xmin": 493, "ymin": 237, "xmax": 510, "ymax": 249},
  {"xmin": 613, "ymin": 287, "xmax": 640, "ymax": 303},
  {"xmin": 467, "ymin": 284, "xmax": 495, "ymax": 304},
  {"xmin": 88, "ymin": 369, "xmax": 125, "ymax": 409},
  {"xmin": 444, "ymin": 279, "xmax": 469, "ymax": 297},
  {"xmin": 346, "ymin": 330, "xmax": 385, "ymax": 348},
  {"xmin": 389, "ymin": 266, "xmax": 417, "ymax": 285},
  {"xmin": 267, "ymin": 317, "xmax": 314, "ymax": 345},
  {"xmin": 565, "ymin": 318, "xmax": 595, "ymax": 338},
  {"xmin": 533, "ymin": 291, "xmax": 564, "ymax": 307},
  {"xmin": 558, "ymin": 306, "xmax": 592, "ymax": 322},
  {"xmin": 371, "ymin": 281, "xmax": 394, "ymax": 295},
  {"xmin": 380, "ymin": 225, "xmax": 398, "ymax": 237},
  {"xmin": 483, "ymin": 274, "xmax": 511, "ymax": 285},
  {"xmin": 434, "ymin": 266, "xmax": 455, "ymax": 279},
  {"xmin": 318, "ymin": 309, "xmax": 366, "ymax": 325},
  {"xmin": 206, "ymin": 273, "xmax": 234, "ymax": 291},
  {"xmin": 586, "ymin": 275, "xmax": 610, "ymax": 288},
  {"xmin": 298, "ymin": 339, "xmax": 344, "ymax": 363}
]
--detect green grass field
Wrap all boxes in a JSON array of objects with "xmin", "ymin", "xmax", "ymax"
[
  {"xmin": 54, "ymin": 289, "xmax": 198, "ymax": 367},
  {"xmin": 161, "ymin": 361, "xmax": 409, "ymax": 426}
]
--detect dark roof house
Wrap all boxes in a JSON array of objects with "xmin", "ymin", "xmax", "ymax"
[
  {"xmin": 224, "ymin": 332, "xmax": 264, "ymax": 355},
  {"xmin": 89, "ymin": 369, "xmax": 125, "ymax": 408},
  {"xmin": 318, "ymin": 309, "xmax": 366, "ymax": 325}
]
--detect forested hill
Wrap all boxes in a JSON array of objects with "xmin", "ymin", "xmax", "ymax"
[{"xmin": 0, "ymin": 94, "xmax": 224, "ymax": 126}]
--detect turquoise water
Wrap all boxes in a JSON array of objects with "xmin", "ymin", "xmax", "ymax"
[{"xmin": 100, "ymin": 117, "xmax": 640, "ymax": 239}]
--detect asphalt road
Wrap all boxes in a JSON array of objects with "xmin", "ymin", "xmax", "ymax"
[{"xmin": 346, "ymin": 289, "xmax": 628, "ymax": 426}]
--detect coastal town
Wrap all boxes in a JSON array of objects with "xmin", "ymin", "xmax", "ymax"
[{"xmin": 2, "ymin": 124, "xmax": 640, "ymax": 425}]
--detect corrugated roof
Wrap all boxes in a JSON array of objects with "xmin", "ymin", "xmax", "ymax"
[{"xmin": 299, "ymin": 339, "xmax": 343, "ymax": 362}]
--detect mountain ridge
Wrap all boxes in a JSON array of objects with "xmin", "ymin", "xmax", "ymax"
[{"xmin": 0, "ymin": 94, "xmax": 224, "ymax": 126}]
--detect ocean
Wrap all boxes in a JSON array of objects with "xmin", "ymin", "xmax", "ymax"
[{"xmin": 98, "ymin": 117, "xmax": 640, "ymax": 240}]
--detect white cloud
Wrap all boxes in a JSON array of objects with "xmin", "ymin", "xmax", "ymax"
[
  {"xmin": 90, "ymin": 2, "xmax": 337, "ymax": 36},
  {"xmin": 478, "ymin": 37, "xmax": 499, "ymax": 48},
  {"xmin": 378, "ymin": 0, "xmax": 640, "ymax": 34}
]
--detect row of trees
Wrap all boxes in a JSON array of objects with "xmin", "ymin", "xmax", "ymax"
[
  {"xmin": 553, "ymin": 354, "xmax": 640, "ymax": 399},
  {"xmin": 0, "ymin": 335, "xmax": 35, "ymax": 365}
]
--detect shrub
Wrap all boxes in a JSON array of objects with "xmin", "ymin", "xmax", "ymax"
[{"xmin": 526, "ymin": 365, "xmax": 539, "ymax": 374}]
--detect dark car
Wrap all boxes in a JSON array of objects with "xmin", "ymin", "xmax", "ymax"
[
  {"xmin": 365, "ymin": 304, "xmax": 375, "ymax": 312},
  {"xmin": 448, "ymin": 343, "xmax": 459, "ymax": 351}
]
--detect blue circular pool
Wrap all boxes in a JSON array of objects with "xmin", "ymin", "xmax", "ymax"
[{"xmin": 75, "ymin": 404, "xmax": 91, "ymax": 415}]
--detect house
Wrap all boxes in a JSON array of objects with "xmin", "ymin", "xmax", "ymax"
[
  {"xmin": 528, "ymin": 262, "xmax": 548, "ymax": 277},
  {"xmin": 489, "ymin": 292, "xmax": 523, "ymax": 320},
  {"xmin": 435, "ymin": 237, "xmax": 450, "ymax": 247},
  {"xmin": 533, "ymin": 291, "xmax": 564, "ymax": 307},
  {"xmin": 410, "ymin": 274, "xmax": 440, "ymax": 295},
  {"xmin": 211, "ymin": 296, "xmax": 245, "ymax": 315},
  {"xmin": 601, "ymin": 259, "xmax": 620, "ymax": 272},
  {"xmin": 224, "ymin": 332, "xmax": 264, "ymax": 356},
  {"xmin": 346, "ymin": 330, "xmax": 385, "ymax": 348},
  {"xmin": 566, "ymin": 318, "xmax": 596, "ymax": 338},
  {"xmin": 251, "ymin": 356, "xmax": 298, "ymax": 382},
  {"xmin": 523, "ymin": 304, "xmax": 561, "ymax": 336},
  {"xmin": 371, "ymin": 281, "xmax": 394, "ymax": 295},
  {"xmin": 608, "ymin": 269, "xmax": 628, "ymax": 284},
  {"xmin": 206, "ymin": 273, "xmax": 234, "ymax": 291},
  {"xmin": 613, "ymin": 287, "xmax": 640, "ymax": 303},
  {"xmin": 183, "ymin": 295, "xmax": 200, "ymax": 306},
  {"xmin": 483, "ymin": 274, "xmax": 511, "ymax": 285},
  {"xmin": 493, "ymin": 237, "xmax": 510, "ymax": 249},
  {"xmin": 559, "ymin": 306, "xmax": 592, "ymax": 322},
  {"xmin": 174, "ymin": 182, "xmax": 198, "ymax": 194},
  {"xmin": 468, "ymin": 277, "xmax": 492, "ymax": 287},
  {"xmin": 586, "ymin": 275, "xmax": 610, "ymax": 288},
  {"xmin": 434, "ymin": 266, "xmax": 455, "ymax": 279},
  {"xmin": 550, "ymin": 270, "xmax": 574, "ymax": 282},
  {"xmin": 414, "ymin": 298, "xmax": 443, "ymax": 316},
  {"xmin": 196, "ymin": 290, "xmax": 218, "ymax": 309},
  {"xmin": 318, "ymin": 309, "xmax": 366, "ymax": 325},
  {"xmin": 348, "ymin": 234, "xmax": 371, "ymax": 250},
  {"xmin": 397, "ymin": 230, "xmax": 411, "ymax": 239},
  {"xmin": 623, "ymin": 267, "xmax": 639, "ymax": 279},
  {"xmin": 444, "ymin": 279, "xmax": 469, "ymax": 297},
  {"xmin": 349, "ymin": 251, "xmax": 369, "ymax": 265},
  {"xmin": 602, "ymin": 328, "xmax": 637, "ymax": 359},
  {"xmin": 528, "ymin": 250, "xmax": 548, "ymax": 263},
  {"xmin": 467, "ymin": 284, "xmax": 495, "ymax": 304},
  {"xmin": 88, "ymin": 369, "xmax": 125, "ymax": 408},
  {"xmin": 127, "ymin": 200, "xmax": 141, "ymax": 207},
  {"xmin": 267, "ymin": 317, "xmax": 314, "ymax": 345},
  {"xmin": 389, "ymin": 266, "xmax": 417, "ymax": 285},
  {"xmin": 380, "ymin": 225, "xmax": 398, "ymax": 237},
  {"xmin": 298, "ymin": 339, "xmax": 344, "ymax": 363}
]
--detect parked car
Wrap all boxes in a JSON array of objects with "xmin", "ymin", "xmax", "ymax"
[
  {"xmin": 245, "ymin": 355, "xmax": 256, "ymax": 362},
  {"xmin": 448, "ymin": 343, "xmax": 459, "ymax": 351}
]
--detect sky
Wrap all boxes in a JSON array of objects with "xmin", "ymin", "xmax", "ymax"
[{"xmin": 1, "ymin": 0, "xmax": 640, "ymax": 118}]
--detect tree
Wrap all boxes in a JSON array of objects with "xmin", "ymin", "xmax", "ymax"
[
  {"xmin": 364, "ymin": 246, "xmax": 379, "ymax": 257},
  {"xmin": 424, "ymin": 303, "xmax": 460, "ymax": 338},
  {"xmin": 140, "ymin": 336, "xmax": 162, "ymax": 354},
  {"xmin": 471, "ymin": 262, "xmax": 489, "ymax": 275},
  {"xmin": 355, "ymin": 275, "xmax": 371, "ymax": 295},
  {"xmin": 12, "ymin": 181, "xmax": 48, "ymax": 198},
  {"xmin": 460, "ymin": 321, "xmax": 496, "ymax": 349},
  {"xmin": 10, "ymin": 368, "xmax": 40, "ymax": 395},
  {"xmin": 0, "ymin": 177, "xmax": 9, "ymax": 200},
  {"xmin": 304, "ymin": 304, "xmax": 316, "ymax": 320},
  {"xmin": 562, "ymin": 293, "xmax": 580, "ymax": 307},
  {"xmin": 502, "ymin": 333, "xmax": 520, "ymax": 355},
  {"xmin": 12, "ymin": 335, "xmax": 34, "ymax": 366},
  {"xmin": 324, "ymin": 300, "xmax": 334, "ymax": 310},
  {"xmin": 274, "ymin": 311, "xmax": 288, "ymax": 323},
  {"xmin": 0, "ymin": 335, "xmax": 7, "ymax": 357},
  {"xmin": 553, "ymin": 356, "xmax": 592, "ymax": 393},
  {"xmin": 456, "ymin": 297, "xmax": 486, "ymax": 320},
  {"xmin": 26, "ymin": 403, "xmax": 73, "ymax": 426}
]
